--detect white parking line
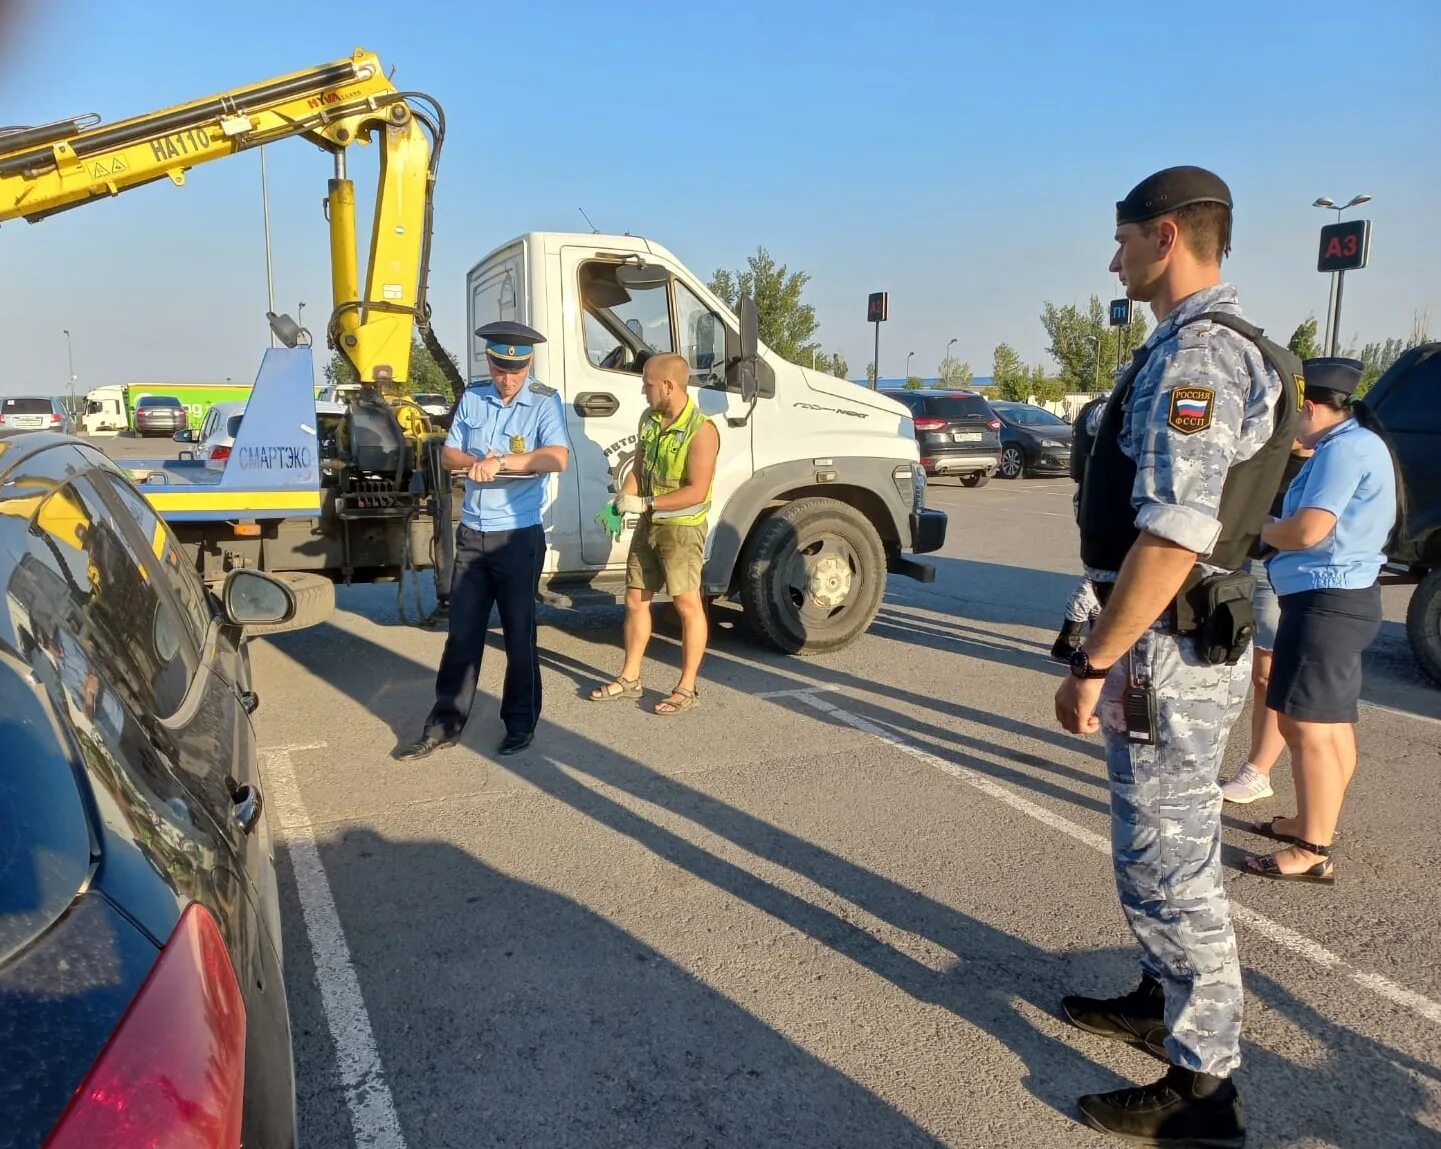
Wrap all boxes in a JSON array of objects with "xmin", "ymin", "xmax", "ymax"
[
  {"xmin": 262, "ymin": 743, "xmax": 409, "ymax": 1149},
  {"xmin": 794, "ymin": 694, "xmax": 1441, "ymax": 1028}
]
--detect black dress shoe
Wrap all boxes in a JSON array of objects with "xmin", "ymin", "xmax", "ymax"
[
  {"xmin": 1062, "ymin": 975, "xmax": 1169, "ymax": 1059},
  {"xmin": 497, "ymin": 730, "xmax": 534, "ymax": 756},
  {"xmin": 1078, "ymin": 1065, "xmax": 1245, "ymax": 1147},
  {"xmin": 1051, "ymin": 618, "xmax": 1086, "ymax": 661},
  {"xmin": 394, "ymin": 735, "xmax": 456, "ymax": 761}
]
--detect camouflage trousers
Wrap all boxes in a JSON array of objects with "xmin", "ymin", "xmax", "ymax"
[{"xmin": 1099, "ymin": 626, "xmax": 1252, "ymax": 1077}]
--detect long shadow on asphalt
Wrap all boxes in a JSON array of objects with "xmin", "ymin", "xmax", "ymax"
[
  {"xmin": 269, "ymin": 620, "xmax": 1441, "ymax": 1148},
  {"xmin": 284, "ymin": 827, "xmax": 946, "ymax": 1149}
]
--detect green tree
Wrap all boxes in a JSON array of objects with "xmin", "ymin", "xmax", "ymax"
[
  {"xmin": 1348, "ymin": 310, "xmax": 1431, "ymax": 397},
  {"xmin": 992, "ymin": 342, "xmax": 1028, "ymax": 401},
  {"xmin": 1287, "ymin": 315, "xmax": 1321, "ymax": 362},
  {"xmin": 1040, "ymin": 296, "xmax": 1149, "ymax": 391},
  {"xmin": 936, "ymin": 354, "xmax": 973, "ymax": 389},
  {"xmin": 1026, "ymin": 365, "xmax": 1067, "ymax": 406},
  {"xmin": 824, "ymin": 351, "xmax": 850, "ymax": 380},
  {"xmin": 708, "ymin": 247, "xmax": 820, "ymax": 364},
  {"xmin": 865, "ymin": 361, "xmax": 878, "ymax": 387},
  {"xmin": 903, "ymin": 376, "xmax": 925, "ymax": 390}
]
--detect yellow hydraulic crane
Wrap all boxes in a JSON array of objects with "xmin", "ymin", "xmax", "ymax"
[{"xmin": 0, "ymin": 48, "xmax": 456, "ymax": 392}]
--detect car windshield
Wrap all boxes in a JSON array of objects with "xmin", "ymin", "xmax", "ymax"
[
  {"xmin": 137, "ymin": 396, "xmax": 182, "ymax": 408},
  {"xmin": 995, "ymin": 403, "xmax": 1067, "ymax": 427},
  {"xmin": 2, "ymin": 397, "xmax": 52, "ymax": 414}
]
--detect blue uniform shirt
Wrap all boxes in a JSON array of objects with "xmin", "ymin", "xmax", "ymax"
[
  {"xmin": 1267, "ymin": 417, "xmax": 1396, "ymax": 596},
  {"xmin": 445, "ymin": 378, "xmax": 569, "ymax": 531}
]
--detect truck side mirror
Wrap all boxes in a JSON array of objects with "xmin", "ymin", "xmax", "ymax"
[{"xmin": 734, "ymin": 295, "xmax": 759, "ymax": 403}]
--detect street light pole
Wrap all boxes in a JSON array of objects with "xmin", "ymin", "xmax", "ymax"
[
  {"xmin": 905, "ymin": 350, "xmax": 915, "ymax": 383},
  {"xmin": 944, "ymin": 337, "xmax": 956, "ymax": 385},
  {"xmin": 1312, "ymin": 194, "xmax": 1371, "ymax": 356},
  {"xmin": 297, "ymin": 301, "xmax": 306, "ymax": 332},
  {"xmin": 62, "ymin": 328, "xmax": 76, "ymax": 407},
  {"xmin": 261, "ymin": 146, "xmax": 276, "ymax": 347}
]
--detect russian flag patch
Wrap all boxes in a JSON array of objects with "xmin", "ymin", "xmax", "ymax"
[{"xmin": 1167, "ymin": 387, "xmax": 1215, "ymax": 434}]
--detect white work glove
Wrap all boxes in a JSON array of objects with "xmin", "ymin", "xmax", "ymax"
[{"xmin": 616, "ymin": 493, "xmax": 647, "ymax": 515}]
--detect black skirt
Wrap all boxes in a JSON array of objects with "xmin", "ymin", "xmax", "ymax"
[{"xmin": 1266, "ymin": 586, "xmax": 1383, "ymax": 723}]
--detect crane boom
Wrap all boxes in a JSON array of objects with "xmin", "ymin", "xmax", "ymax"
[{"xmin": 0, "ymin": 48, "xmax": 453, "ymax": 390}]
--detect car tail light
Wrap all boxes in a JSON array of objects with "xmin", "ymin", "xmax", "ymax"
[
  {"xmin": 987, "ymin": 418, "xmax": 1001, "ymax": 430},
  {"xmin": 51, "ymin": 412, "xmax": 64, "ymax": 423},
  {"xmin": 210, "ymin": 445, "xmax": 231, "ymax": 462},
  {"xmin": 44, "ymin": 903, "xmax": 246, "ymax": 1149},
  {"xmin": 913, "ymin": 417, "xmax": 947, "ymax": 432}
]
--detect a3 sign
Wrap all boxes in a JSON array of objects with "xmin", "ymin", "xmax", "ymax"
[{"xmin": 1317, "ymin": 220, "xmax": 1371, "ymax": 273}]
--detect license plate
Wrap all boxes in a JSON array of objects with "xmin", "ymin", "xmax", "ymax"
[
  {"xmin": 953, "ymin": 431, "xmax": 982, "ymax": 443},
  {"xmin": 14, "ymin": 417, "xmax": 43, "ymax": 427}
]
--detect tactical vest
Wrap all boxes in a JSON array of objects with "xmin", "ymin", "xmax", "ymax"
[
  {"xmin": 638, "ymin": 396, "xmax": 712, "ymax": 526},
  {"xmin": 1069, "ymin": 394, "xmax": 1109, "ymax": 483},
  {"xmin": 1078, "ymin": 311, "xmax": 1300, "ymax": 573}
]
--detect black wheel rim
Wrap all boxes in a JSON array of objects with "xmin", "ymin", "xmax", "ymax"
[{"xmin": 772, "ymin": 530, "xmax": 866, "ymax": 636}]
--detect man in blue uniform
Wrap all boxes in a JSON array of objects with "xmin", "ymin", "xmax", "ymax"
[
  {"xmin": 396, "ymin": 321, "xmax": 570, "ymax": 760},
  {"xmin": 1054, "ymin": 166, "xmax": 1300, "ymax": 1147}
]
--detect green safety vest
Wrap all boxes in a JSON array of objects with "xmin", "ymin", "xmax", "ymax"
[{"xmin": 637, "ymin": 396, "xmax": 712, "ymax": 526}]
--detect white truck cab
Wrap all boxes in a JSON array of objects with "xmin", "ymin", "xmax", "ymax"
[
  {"xmin": 465, "ymin": 232, "xmax": 947, "ymax": 653},
  {"xmin": 80, "ymin": 385, "xmax": 126, "ymax": 434}
]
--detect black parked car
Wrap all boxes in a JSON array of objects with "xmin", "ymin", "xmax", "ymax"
[
  {"xmin": 0, "ymin": 428, "xmax": 301, "ymax": 1147},
  {"xmin": 1361, "ymin": 342, "xmax": 1441, "ymax": 685},
  {"xmin": 883, "ymin": 389, "xmax": 1001, "ymax": 486},
  {"xmin": 988, "ymin": 400, "xmax": 1075, "ymax": 479}
]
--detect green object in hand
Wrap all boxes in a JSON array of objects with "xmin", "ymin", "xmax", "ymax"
[{"xmin": 594, "ymin": 500, "xmax": 625, "ymax": 542}]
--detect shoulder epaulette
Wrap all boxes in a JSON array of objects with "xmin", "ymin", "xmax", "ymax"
[{"xmin": 528, "ymin": 381, "xmax": 558, "ymax": 397}]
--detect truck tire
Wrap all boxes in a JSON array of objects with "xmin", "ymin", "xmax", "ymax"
[
  {"xmin": 1405, "ymin": 568, "xmax": 1441, "ymax": 687},
  {"xmin": 241, "ymin": 572, "xmax": 336, "ymax": 637},
  {"xmin": 739, "ymin": 497, "xmax": 887, "ymax": 656}
]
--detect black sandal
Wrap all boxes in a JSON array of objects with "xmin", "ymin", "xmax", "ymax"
[
  {"xmin": 1244, "ymin": 839, "xmax": 1335, "ymax": 885},
  {"xmin": 1245, "ymin": 817, "xmax": 1343, "ymax": 846}
]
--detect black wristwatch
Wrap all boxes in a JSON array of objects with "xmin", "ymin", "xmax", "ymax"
[{"xmin": 1069, "ymin": 647, "xmax": 1111, "ymax": 679}]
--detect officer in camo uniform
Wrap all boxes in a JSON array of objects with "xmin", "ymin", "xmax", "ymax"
[{"xmin": 1053, "ymin": 166, "xmax": 1297, "ymax": 1147}]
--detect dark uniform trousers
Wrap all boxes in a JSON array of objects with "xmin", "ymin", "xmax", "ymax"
[{"xmin": 424, "ymin": 523, "xmax": 545, "ymax": 741}]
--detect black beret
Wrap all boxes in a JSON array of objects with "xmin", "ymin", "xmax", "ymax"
[
  {"xmin": 1117, "ymin": 166, "xmax": 1233, "ymax": 225},
  {"xmin": 1302, "ymin": 357, "xmax": 1365, "ymax": 397}
]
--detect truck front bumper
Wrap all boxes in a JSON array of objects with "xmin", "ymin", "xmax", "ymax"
[{"xmin": 887, "ymin": 508, "xmax": 947, "ymax": 583}]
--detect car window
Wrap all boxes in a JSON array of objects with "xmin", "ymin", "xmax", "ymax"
[
  {"xmin": 2, "ymin": 397, "xmax": 52, "ymax": 414},
  {"xmin": 199, "ymin": 409, "xmax": 216, "ymax": 439},
  {"xmin": 919, "ymin": 396, "xmax": 991, "ymax": 419},
  {"xmin": 137, "ymin": 396, "xmax": 182, "ymax": 408},
  {"xmin": 225, "ymin": 415, "xmax": 244, "ymax": 437},
  {"xmin": 674, "ymin": 279, "xmax": 727, "ymax": 387},
  {"xmin": 94, "ymin": 472, "xmax": 213, "ymax": 649},
  {"xmin": 995, "ymin": 403, "xmax": 1067, "ymax": 427},
  {"xmin": 30, "ymin": 477, "xmax": 200, "ymax": 719}
]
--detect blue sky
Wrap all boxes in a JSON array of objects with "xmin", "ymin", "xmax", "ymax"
[{"xmin": 2, "ymin": 0, "xmax": 1437, "ymax": 395}]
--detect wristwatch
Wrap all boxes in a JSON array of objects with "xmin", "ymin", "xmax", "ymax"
[
  {"xmin": 645, "ymin": 496, "xmax": 654, "ymax": 511},
  {"xmin": 1069, "ymin": 647, "xmax": 1111, "ymax": 679}
]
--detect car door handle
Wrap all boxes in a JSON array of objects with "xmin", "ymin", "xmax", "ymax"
[
  {"xmin": 230, "ymin": 783, "xmax": 263, "ymax": 836},
  {"xmin": 573, "ymin": 392, "xmax": 620, "ymax": 417}
]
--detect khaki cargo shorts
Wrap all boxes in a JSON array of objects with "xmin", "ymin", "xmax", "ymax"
[{"xmin": 627, "ymin": 518, "xmax": 706, "ymax": 595}]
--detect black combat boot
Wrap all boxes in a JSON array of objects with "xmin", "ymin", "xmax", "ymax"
[
  {"xmin": 1062, "ymin": 975, "xmax": 1168, "ymax": 1059},
  {"xmin": 1051, "ymin": 618, "xmax": 1087, "ymax": 661},
  {"xmin": 1078, "ymin": 1065, "xmax": 1245, "ymax": 1147}
]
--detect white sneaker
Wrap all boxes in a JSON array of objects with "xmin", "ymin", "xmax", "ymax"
[{"xmin": 1221, "ymin": 763, "xmax": 1274, "ymax": 804}]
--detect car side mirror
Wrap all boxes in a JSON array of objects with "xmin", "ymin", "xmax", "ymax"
[
  {"xmin": 171, "ymin": 429, "xmax": 195, "ymax": 443},
  {"xmin": 732, "ymin": 294, "xmax": 760, "ymax": 403},
  {"xmin": 222, "ymin": 569, "xmax": 297, "ymax": 627}
]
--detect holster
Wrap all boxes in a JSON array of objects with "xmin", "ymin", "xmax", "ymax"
[{"xmin": 1177, "ymin": 567, "xmax": 1256, "ymax": 665}]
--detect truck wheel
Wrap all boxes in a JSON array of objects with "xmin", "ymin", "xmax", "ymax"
[
  {"xmin": 740, "ymin": 497, "xmax": 886, "ymax": 655},
  {"xmin": 1405, "ymin": 568, "xmax": 1441, "ymax": 687},
  {"xmin": 240, "ymin": 572, "xmax": 336, "ymax": 637}
]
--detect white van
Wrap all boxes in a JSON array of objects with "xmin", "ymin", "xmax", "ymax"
[{"xmin": 464, "ymin": 232, "xmax": 947, "ymax": 653}]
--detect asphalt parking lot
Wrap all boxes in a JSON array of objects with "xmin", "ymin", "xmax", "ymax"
[{"xmin": 93, "ymin": 434, "xmax": 1441, "ymax": 1147}]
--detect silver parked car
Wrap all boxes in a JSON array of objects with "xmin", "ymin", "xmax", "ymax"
[{"xmin": 0, "ymin": 395, "xmax": 75, "ymax": 434}]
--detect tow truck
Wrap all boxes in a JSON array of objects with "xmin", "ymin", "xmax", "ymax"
[{"xmin": 4, "ymin": 51, "xmax": 946, "ymax": 652}]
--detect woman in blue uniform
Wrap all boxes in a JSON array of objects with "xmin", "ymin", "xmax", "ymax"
[{"xmin": 1245, "ymin": 358, "xmax": 1398, "ymax": 882}]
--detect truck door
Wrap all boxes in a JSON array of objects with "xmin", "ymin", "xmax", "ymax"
[{"xmin": 559, "ymin": 248, "xmax": 754, "ymax": 568}]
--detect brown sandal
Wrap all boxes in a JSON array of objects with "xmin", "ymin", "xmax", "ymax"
[
  {"xmin": 590, "ymin": 676, "xmax": 642, "ymax": 701},
  {"xmin": 1244, "ymin": 839, "xmax": 1335, "ymax": 885},
  {"xmin": 654, "ymin": 686, "xmax": 699, "ymax": 715}
]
